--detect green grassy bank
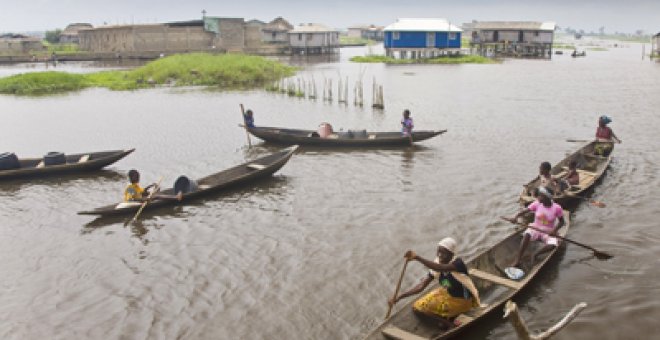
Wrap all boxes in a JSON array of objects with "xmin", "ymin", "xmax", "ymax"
[
  {"xmin": 0, "ymin": 53, "xmax": 296, "ymax": 95},
  {"xmin": 350, "ymin": 54, "xmax": 495, "ymax": 64}
]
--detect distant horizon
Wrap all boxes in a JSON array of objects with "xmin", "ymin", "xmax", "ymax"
[{"xmin": 1, "ymin": 0, "xmax": 658, "ymax": 35}]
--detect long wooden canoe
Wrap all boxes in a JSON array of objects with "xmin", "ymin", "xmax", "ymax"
[
  {"xmin": 364, "ymin": 211, "xmax": 570, "ymax": 340},
  {"xmin": 0, "ymin": 149, "xmax": 134, "ymax": 180},
  {"xmin": 247, "ymin": 126, "xmax": 447, "ymax": 147},
  {"xmin": 78, "ymin": 145, "xmax": 297, "ymax": 217},
  {"xmin": 519, "ymin": 141, "xmax": 613, "ymax": 207}
]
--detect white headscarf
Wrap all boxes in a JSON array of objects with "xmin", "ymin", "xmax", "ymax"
[{"xmin": 438, "ymin": 237, "xmax": 457, "ymax": 254}]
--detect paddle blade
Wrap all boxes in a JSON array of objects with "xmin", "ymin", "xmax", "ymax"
[
  {"xmin": 594, "ymin": 251, "xmax": 613, "ymax": 260},
  {"xmin": 591, "ymin": 200, "xmax": 606, "ymax": 208}
]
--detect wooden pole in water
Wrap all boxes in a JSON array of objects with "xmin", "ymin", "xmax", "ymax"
[
  {"xmin": 344, "ymin": 76, "xmax": 349, "ymax": 105},
  {"xmin": 642, "ymin": 43, "xmax": 645, "ymax": 60}
]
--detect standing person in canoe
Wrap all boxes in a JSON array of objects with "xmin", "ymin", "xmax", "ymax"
[
  {"xmin": 124, "ymin": 169, "xmax": 182, "ymax": 202},
  {"xmin": 388, "ymin": 238, "xmax": 481, "ymax": 330},
  {"xmin": 243, "ymin": 109, "xmax": 255, "ymax": 128},
  {"xmin": 594, "ymin": 115, "xmax": 621, "ymax": 156},
  {"xmin": 506, "ymin": 186, "xmax": 565, "ymax": 268},
  {"xmin": 401, "ymin": 109, "xmax": 414, "ymax": 136}
]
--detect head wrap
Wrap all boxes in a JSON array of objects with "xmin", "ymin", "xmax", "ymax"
[
  {"xmin": 599, "ymin": 115, "xmax": 612, "ymax": 125},
  {"xmin": 438, "ymin": 237, "xmax": 457, "ymax": 254}
]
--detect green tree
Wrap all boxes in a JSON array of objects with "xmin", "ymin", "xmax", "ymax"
[{"xmin": 44, "ymin": 29, "xmax": 62, "ymax": 43}]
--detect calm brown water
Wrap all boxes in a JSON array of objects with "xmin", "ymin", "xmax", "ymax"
[{"xmin": 1, "ymin": 42, "xmax": 660, "ymax": 339}]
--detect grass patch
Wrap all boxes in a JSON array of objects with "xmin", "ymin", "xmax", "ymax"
[
  {"xmin": 553, "ymin": 43, "xmax": 576, "ymax": 49},
  {"xmin": 0, "ymin": 53, "xmax": 296, "ymax": 95},
  {"xmin": 339, "ymin": 36, "xmax": 376, "ymax": 46},
  {"xmin": 0, "ymin": 71, "xmax": 87, "ymax": 95},
  {"xmin": 350, "ymin": 54, "xmax": 494, "ymax": 64}
]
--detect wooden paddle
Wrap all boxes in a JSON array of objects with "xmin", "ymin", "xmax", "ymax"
[
  {"xmin": 385, "ymin": 259, "xmax": 409, "ymax": 319},
  {"xmin": 566, "ymin": 139, "xmax": 590, "ymax": 143},
  {"xmin": 239, "ymin": 104, "xmax": 252, "ymax": 148},
  {"xmin": 500, "ymin": 217, "xmax": 613, "ymax": 260},
  {"xmin": 125, "ymin": 177, "xmax": 163, "ymax": 226}
]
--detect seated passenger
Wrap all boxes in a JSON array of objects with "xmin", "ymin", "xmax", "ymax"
[
  {"xmin": 401, "ymin": 109, "xmax": 414, "ymax": 136},
  {"xmin": 388, "ymin": 238, "xmax": 480, "ymax": 330},
  {"xmin": 538, "ymin": 161, "xmax": 560, "ymax": 194},
  {"xmin": 559, "ymin": 160, "xmax": 580, "ymax": 190},
  {"xmin": 124, "ymin": 169, "xmax": 182, "ymax": 202}
]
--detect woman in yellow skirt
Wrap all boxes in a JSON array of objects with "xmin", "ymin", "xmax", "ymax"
[{"xmin": 388, "ymin": 238, "xmax": 481, "ymax": 330}]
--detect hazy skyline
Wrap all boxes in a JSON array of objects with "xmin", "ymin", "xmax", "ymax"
[{"xmin": 1, "ymin": 0, "xmax": 658, "ymax": 34}]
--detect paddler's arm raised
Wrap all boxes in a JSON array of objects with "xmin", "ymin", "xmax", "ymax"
[{"xmin": 405, "ymin": 250, "xmax": 458, "ymax": 272}]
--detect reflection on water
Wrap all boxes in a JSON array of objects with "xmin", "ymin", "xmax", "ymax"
[{"xmin": 1, "ymin": 43, "xmax": 660, "ymax": 340}]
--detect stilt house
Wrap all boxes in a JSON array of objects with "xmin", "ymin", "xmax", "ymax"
[{"xmin": 383, "ymin": 18, "xmax": 462, "ymax": 59}]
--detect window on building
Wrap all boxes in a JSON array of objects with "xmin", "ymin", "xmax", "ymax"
[
  {"xmin": 448, "ymin": 32, "xmax": 457, "ymax": 40},
  {"xmin": 534, "ymin": 31, "xmax": 539, "ymax": 36},
  {"xmin": 272, "ymin": 32, "xmax": 276, "ymax": 39},
  {"xmin": 393, "ymin": 32, "xmax": 400, "ymax": 40},
  {"xmin": 298, "ymin": 33, "xmax": 302, "ymax": 41},
  {"xmin": 307, "ymin": 34, "xmax": 313, "ymax": 41}
]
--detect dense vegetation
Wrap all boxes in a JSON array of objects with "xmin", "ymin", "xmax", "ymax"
[
  {"xmin": 350, "ymin": 54, "xmax": 495, "ymax": 64},
  {"xmin": 0, "ymin": 53, "xmax": 296, "ymax": 95}
]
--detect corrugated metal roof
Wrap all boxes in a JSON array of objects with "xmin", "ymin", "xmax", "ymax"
[
  {"xmin": 348, "ymin": 24, "xmax": 384, "ymax": 31},
  {"xmin": 290, "ymin": 23, "xmax": 337, "ymax": 33},
  {"xmin": 472, "ymin": 21, "xmax": 556, "ymax": 31},
  {"xmin": 384, "ymin": 18, "xmax": 462, "ymax": 32}
]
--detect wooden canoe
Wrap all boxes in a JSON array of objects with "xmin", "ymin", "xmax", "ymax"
[
  {"xmin": 0, "ymin": 149, "xmax": 134, "ymax": 180},
  {"xmin": 519, "ymin": 141, "xmax": 613, "ymax": 207},
  {"xmin": 364, "ymin": 211, "xmax": 570, "ymax": 340},
  {"xmin": 78, "ymin": 145, "xmax": 298, "ymax": 217},
  {"xmin": 247, "ymin": 126, "xmax": 447, "ymax": 147}
]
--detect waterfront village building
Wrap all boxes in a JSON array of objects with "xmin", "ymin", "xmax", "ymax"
[
  {"xmin": 262, "ymin": 17, "xmax": 293, "ymax": 44},
  {"xmin": 78, "ymin": 16, "xmax": 294, "ymax": 56},
  {"xmin": 59, "ymin": 23, "xmax": 93, "ymax": 44},
  {"xmin": 653, "ymin": 33, "xmax": 660, "ymax": 57},
  {"xmin": 288, "ymin": 23, "xmax": 339, "ymax": 55},
  {"xmin": 79, "ymin": 18, "xmax": 244, "ymax": 55},
  {"xmin": 469, "ymin": 21, "xmax": 556, "ymax": 59},
  {"xmin": 0, "ymin": 34, "xmax": 44, "ymax": 54},
  {"xmin": 383, "ymin": 18, "xmax": 462, "ymax": 59},
  {"xmin": 347, "ymin": 25, "xmax": 384, "ymax": 41}
]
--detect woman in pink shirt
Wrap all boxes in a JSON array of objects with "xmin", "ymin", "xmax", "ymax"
[{"xmin": 506, "ymin": 186, "xmax": 565, "ymax": 268}]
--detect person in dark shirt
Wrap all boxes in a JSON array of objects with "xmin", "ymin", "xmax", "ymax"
[
  {"xmin": 243, "ymin": 109, "xmax": 255, "ymax": 128},
  {"xmin": 388, "ymin": 238, "xmax": 481, "ymax": 330}
]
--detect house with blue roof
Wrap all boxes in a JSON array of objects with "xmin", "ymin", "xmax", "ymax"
[{"xmin": 384, "ymin": 18, "xmax": 462, "ymax": 59}]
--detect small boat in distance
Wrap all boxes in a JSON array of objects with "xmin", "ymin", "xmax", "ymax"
[
  {"xmin": 0, "ymin": 149, "xmax": 134, "ymax": 180},
  {"xmin": 519, "ymin": 141, "xmax": 613, "ymax": 208},
  {"xmin": 247, "ymin": 126, "xmax": 447, "ymax": 147},
  {"xmin": 78, "ymin": 145, "xmax": 298, "ymax": 217},
  {"xmin": 363, "ymin": 211, "xmax": 570, "ymax": 340},
  {"xmin": 571, "ymin": 50, "xmax": 586, "ymax": 57}
]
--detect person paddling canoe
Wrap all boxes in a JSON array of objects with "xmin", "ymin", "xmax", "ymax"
[
  {"xmin": 506, "ymin": 187, "xmax": 565, "ymax": 268},
  {"xmin": 594, "ymin": 115, "xmax": 620, "ymax": 156},
  {"xmin": 388, "ymin": 238, "xmax": 481, "ymax": 330},
  {"xmin": 124, "ymin": 169, "xmax": 182, "ymax": 202}
]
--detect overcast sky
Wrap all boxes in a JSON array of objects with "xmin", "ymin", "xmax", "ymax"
[{"xmin": 1, "ymin": 0, "xmax": 658, "ymax": 34}]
